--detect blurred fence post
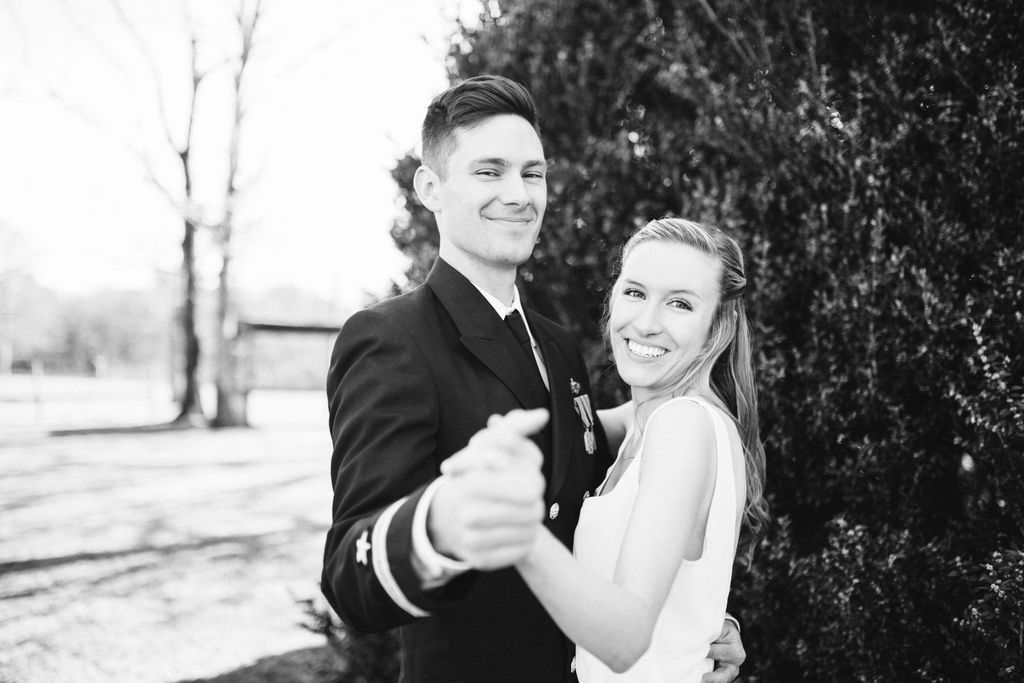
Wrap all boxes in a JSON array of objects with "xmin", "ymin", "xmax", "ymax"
[
  {"xmin": 30, "ymin": 357, "xmax": 43, "ymax": 421},
  {"xmin": 0, "ymin": 341, "xmax": 11, "ymax": 374},
  {"xmin": 234, "ymin": 320, "xmax": 342, "ymax": 426}
]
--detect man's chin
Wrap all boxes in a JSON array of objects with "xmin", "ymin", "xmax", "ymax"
[
  {"xmin": 488, "ymin": 244, "xmax": 536, "ymax": 268},
  {"xmin": 503, "ymin": 251, "xmax": 536, "ymax": 268}
]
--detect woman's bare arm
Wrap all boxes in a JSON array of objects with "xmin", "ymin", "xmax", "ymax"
[{"xmin": 516, "ymin": 401, "xmax": 717, "ymax": 672}]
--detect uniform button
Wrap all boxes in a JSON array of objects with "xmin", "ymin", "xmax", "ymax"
[
  {"xmin": 570, "ymin": 656, "xmax": 576, "ymax": 673},
  {"xmin": 549, "ymin": 503, "xmax": 560, "ymax": 519}
]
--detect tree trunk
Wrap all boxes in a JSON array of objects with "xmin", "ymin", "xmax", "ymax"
[
  {"xmin": 175, "ymin": 216, "xmax": 205, "ymax": 424},
  {"xmin": 211, "ymin": 1, "xmax": 261, "ymax": 428},
  {"xmin": 173, "ymin": 39, "xmax": 206, "ymax": 427},
  {"xmin": 212, "ymin": 248, "xmax": 246, "ymax": 427}
]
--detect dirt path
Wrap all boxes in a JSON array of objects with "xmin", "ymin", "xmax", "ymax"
[{"xmin": 0, "ymin": 424, "xmax": 337, "ymax": 682}]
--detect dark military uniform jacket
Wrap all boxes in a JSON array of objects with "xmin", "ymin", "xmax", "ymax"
[{"xmin": 322, "ymin": 257, "xmax": 612, "ymax": 682}]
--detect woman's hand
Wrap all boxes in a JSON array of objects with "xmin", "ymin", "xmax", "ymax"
[{"xmin": 434, "ymin": 409, "xmax": 549, "ymax": 569}]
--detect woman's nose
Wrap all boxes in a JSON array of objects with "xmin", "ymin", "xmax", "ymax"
[{"xmin": 631, "ymin": 303, "xmax": 663, "ymax": 335}]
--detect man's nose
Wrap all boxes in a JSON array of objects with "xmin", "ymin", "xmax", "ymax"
[{"xmin": 499, "ymin": 175, "xmax": 531, "ymax": 206}]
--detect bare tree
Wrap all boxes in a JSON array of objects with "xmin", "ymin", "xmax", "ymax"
[
  {"xmin": 211, "ymin": 0, "xmax": 263, "ymax": 427},
  {"xmin": 78, "ymin": 0, "xmax": 222, "ymax": 424},
  {"xmin": 17, "ymin": 0, "xmax": 348, "ymax": 426},
  {"xmin": 55, "ymin": 0, "xmax": 265, "ymax": 425},
  {"xmin": 103, "ymin": 0, "xmax": 276, "ymax": 426},
  {"xmin": 173, "ymin": 33, "xmax": 207, "ymax": 425}
]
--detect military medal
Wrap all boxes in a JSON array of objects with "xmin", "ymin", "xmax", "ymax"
[{"xmin": 570, "ymin": 378, "xmax": 596, "ymax": 454}]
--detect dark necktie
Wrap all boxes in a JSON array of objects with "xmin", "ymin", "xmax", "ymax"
[
  {"xmin": 505, "ymin": 309, "xmax": 552, "ymax": 483},
  {"xmin": 504, "ymin": 310, "xmax": 535, "ymax": 364}
]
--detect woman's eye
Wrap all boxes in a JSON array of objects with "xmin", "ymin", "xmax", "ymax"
[
  {"xmin": 623, "ymin": 288, "xmax": 645, "ymax": 299},
  {"xmin": 669, "ymin": 299, "xmax": 693, "ymax": 311}
]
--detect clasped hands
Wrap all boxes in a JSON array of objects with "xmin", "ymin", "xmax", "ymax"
[{"xmin": 427, "ymin": 409, "xmax": 550, "ymax": 570}]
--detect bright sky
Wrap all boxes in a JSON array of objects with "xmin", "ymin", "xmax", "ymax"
[{"xmin": 0, "ymin": 0, "xmax": 477, "ymax": 310}]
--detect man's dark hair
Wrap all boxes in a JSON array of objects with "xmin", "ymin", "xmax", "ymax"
[{"xmin": 421, "ymin": 75, "xmax": 540, "ymax": 178}]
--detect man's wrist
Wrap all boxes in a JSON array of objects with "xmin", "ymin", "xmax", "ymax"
[{"xmin": 412, "ymin": 477, "xmax": 470, "ymax": 587}]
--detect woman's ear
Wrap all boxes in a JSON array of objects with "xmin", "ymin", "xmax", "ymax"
[{"xmin": 413, "ymin": 165, "xmax": 441, "ymax": 213}]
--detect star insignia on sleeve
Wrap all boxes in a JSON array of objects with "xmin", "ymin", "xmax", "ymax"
[{"xmin": 356, "ymin": 529, "xmax": 371, "ymax": 566}]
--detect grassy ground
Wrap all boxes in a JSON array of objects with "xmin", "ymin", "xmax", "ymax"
[
  {"xmin": 0, "ymin": 377, "xmax": 348, "ymax": 682},
  {"xmin": 177, "ymin": 646, "xmax": 344, "ymax": 683}
]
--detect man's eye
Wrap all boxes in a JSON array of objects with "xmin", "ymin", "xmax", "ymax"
[{"xmin": 476, "ymin": 169, "xmax": 499, "ymax": 177}]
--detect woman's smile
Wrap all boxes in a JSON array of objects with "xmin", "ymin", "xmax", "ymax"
[{"xmin": 625, "ymin": 339, "xmax": 668, "ymax": 359}]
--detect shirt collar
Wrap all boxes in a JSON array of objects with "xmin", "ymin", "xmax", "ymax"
[{"xmin": 473, "ymin": 282, "xmax": 525, "ymax": 320}]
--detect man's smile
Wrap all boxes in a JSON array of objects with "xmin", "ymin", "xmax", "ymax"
[{"xmin": 483, "ymin": 215, "xmax": 534, "ymax": 223}]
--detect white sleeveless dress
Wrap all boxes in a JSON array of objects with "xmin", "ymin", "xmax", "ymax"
[{"xmin": 572, "ymin": 396, "xmax": 740, "ymax": 682}]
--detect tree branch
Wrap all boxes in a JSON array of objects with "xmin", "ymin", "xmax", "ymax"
[
  {"xmin": 694, "ymin": 0, "xmax": 756, "ymax": 67},
  {"xmin": 106, "ymin": 0, "xmax": 182, "ymax": 154},
  {"xmin": 2, "ymin": 1, "xmax": 33, "ymax": 76}
]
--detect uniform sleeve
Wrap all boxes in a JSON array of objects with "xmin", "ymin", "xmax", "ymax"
[{"xmin": 321, "ymin": 307, "xmax": 473, "ymax": 632}]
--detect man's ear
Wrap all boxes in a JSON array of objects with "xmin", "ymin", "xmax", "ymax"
[{"xmin": 413, "ymin": 165, "xmax": 442, "ymax": 212}]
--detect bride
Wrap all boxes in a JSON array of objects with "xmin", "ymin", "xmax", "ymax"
[{"xmin": 445, "ymin": 217, "xmax": 768, "ymax": 681}]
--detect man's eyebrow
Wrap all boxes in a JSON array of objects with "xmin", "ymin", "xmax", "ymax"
[
  {"xmin": 471, "ymin": 157, "xmax": 510, "ymax": 167},
  {"xmin": 470, "ymin": 157, "xmax": 547, "ymax": 169}
]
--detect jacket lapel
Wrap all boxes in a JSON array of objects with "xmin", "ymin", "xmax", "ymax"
[
  {"xmin": 534, "ymin": 320, "xmax": 575, "ymax": 503},
  {"xmin": 426, "ymin": 259, "xmax": 549, "ymax": 410}
]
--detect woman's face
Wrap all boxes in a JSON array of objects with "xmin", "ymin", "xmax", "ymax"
[{"xmin": 609, "ymin": 240, "xmax": 722, "ymax": 403}]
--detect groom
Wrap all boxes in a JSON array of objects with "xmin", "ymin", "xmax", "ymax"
[{"xmin": 322, "ymin": 75, "xmax": 744, "ymax": 681}]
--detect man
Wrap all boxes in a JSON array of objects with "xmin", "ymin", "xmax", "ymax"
[{"xmin": 322, "ymin": 75, "xmax": 744, "ymax": 681}]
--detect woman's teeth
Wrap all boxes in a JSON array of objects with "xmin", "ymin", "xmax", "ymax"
[{"xmin": 627, "ymin": 340, "xmax": 667, "ymax": 358}]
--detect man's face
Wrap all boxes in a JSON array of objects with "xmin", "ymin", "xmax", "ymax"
[{"xmin": 424, "ymin": 114, "xmax": 547, "ymax": 274}]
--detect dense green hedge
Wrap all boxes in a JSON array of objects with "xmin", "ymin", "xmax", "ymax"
[{"xmin": 383, "ymin": 0, "xmax": 1024, "ymax": 679}]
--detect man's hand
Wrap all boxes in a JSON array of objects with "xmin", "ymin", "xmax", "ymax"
[
  {"xmin": 427, "ymin": 409, "xmax": 549, "ymax": 570},
  {"xmin": 702, "ymin": 619, "xmax": 745, "ymax": 682}
]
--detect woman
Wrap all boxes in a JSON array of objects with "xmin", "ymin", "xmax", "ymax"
[{"xmin": 449, "ymin": 217, "xmax": 767, "ymax": 680}]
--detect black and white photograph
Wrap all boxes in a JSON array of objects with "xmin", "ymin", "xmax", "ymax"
[{"xmin": 1, "ymin": 1, "xmax": 1021, "ymax": 681}]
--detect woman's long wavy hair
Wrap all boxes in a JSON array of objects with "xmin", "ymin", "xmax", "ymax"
[{"xmin": 608, "ymin": 217, "xmax": 769, "ymax": 560}]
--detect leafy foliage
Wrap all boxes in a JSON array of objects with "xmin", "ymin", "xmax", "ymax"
[
  {"xmin": 383, "ymin": 0, "xmax": 1024, "ymax": 679},
  {"xmin": 298, "ymin": 597, "xmax": 400, "ymax": 682}
]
